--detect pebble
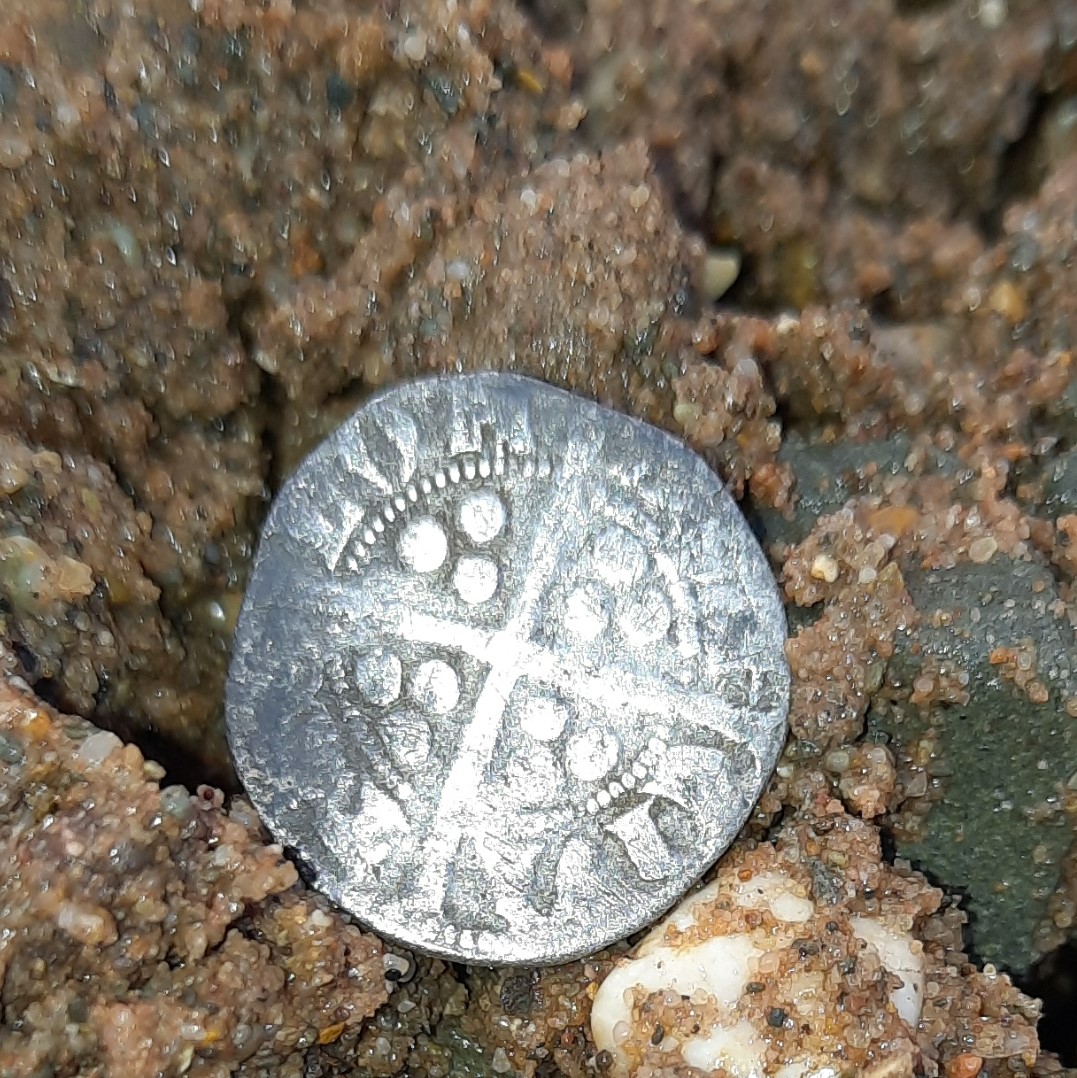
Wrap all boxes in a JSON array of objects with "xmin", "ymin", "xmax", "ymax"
[
  {"xmin": 0, "ymin": 133, "xmax": 31, "ymax": 169},
  {"xmin": 76, "ymin": 729, "xmax": 123, "ymax": 767},
  {"xmin": 159, "ymin": 784, "xmax": 195, "ymax": 819},
  {"xmin": 946, "ymin": 1053, "xmax": 985, "ymax": 1078},
  {"xmin": 968, "ymin": 536, "xmax": 999, "ymax": 564},
  {"xmin": 402, "ymin": 30, "xmax": 428, "ymax": 63},
  {"xmin": 977, "ymin": 0, "xmax": 1007, "ymax": 29},
  {"xmin": 57, "ymin": 901, "xmax": 117, "ymax": 946},
  {"xmin": 0, "ymin": 732, "xmax": 24, "ymax": 764},
  {"xmin": 702, "ymin": 249, "xmax": 742, "ymax": 301},
  {"xmin": 0, "ymin": 462, "xmax": 30, "ymax": 495},
  {"xmin": 810, "ymin": 554, "xmax": 840, "ymax": 583},
  {"xmin": 591, "ymin": 853, "xmax": 923, "ymax": 1076}
]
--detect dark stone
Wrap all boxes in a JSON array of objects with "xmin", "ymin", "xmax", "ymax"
[
  {"xmin": 325, "ymin": 73, "xmax": 355, "ymax": 114},
  {"xmin": 767, "ymin": 1007, "xmax": 788, "ymax": 1028},
  {"xmin": 869, "ymin": 557, "xmax": 1077, "ymax": 973},
  {"xmin": 1043, "ymin": 449, "xmax": 1077, "ymax": 517},
  {"xmin": 0, "ymin": 65, "xmax": 17, "ymax": 115},
  {"xmin": 498, "ymin": 970, "xmax": 540, "ymax": 1016},
  {"xmin": 809, "ymin": 859, "xmax": 845, "ymax": 906},
  {"xmin": 748, "ymin": 434, "xmax": 963, "ymax": 550}
]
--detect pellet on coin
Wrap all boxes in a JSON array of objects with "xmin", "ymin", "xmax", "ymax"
[{"xmin": 225, "ymin": 372, "xmax": 789, "ymax": 965}]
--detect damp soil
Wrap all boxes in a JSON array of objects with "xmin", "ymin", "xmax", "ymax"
[{"xmin": 0, "ymin": 0, "xmax": 1076, "ymax": 1074}]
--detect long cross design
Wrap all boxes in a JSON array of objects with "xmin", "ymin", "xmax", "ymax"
[{"xmin": 359, "ymin": 473, "xmax": 757, "ymax": 919}]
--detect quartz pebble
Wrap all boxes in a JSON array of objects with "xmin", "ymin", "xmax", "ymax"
[
  {"xmin": 75, "ymin": 729, "xmax": 123, "ymax": 767},
  {"xmin": 591, "ymin": 818, "xmax": 927, "ymax": 1077}
]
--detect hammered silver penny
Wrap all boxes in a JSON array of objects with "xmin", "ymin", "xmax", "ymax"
[{"xmin": 226, "ymin": 372, "xmax": 789, "ymax": 965}]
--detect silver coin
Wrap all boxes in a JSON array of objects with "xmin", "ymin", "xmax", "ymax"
[{"xmin": 226, "ymin": 373, "xmax": 789, "ymax": 965}]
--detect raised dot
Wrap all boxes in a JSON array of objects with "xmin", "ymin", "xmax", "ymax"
[
  {"xmin": 362, "ymin": 529, "xmax": 376, "ymax": 545},
  {"xmin": 608, "ymin": 781, "xmax": 624, "ymax": 799},
  {"xmin": 353, "ymin": 648, "xmax": 402, "ymax": 707},
  {"xmin": 421, "ymin": 478, "xmax": 433, "ymax": 494},
  {"xmin": 463, "ymin": 459, "xmax": 477, "ymax": 480},
  {"xmin": 453, "ymin": 556, "xmax": 499, "ymax": 604},
  {"xmin": 407, "ymin": 485, "xmax": 419, "ymax": 502},
  {"xmin": 478, "ymin": 459, "xmax": 492, "ymax": 478},
  {"xmin": 393, "ymin": 495, "xmax": 406, "ymax": 512},
  {"xmin": 563, "ymin": 584, "xmax": 610, "ymax": 641},
  {"xmin": 596, "ymin": 790, "xmax": 612, "ymax": 808},
  {"xmin": 592, "ymin": 525, "xmax": 648, "ymax": 587},
  {"xmin": 398, "ymin": 517, "xmax": 448, "ymax": 573},
  {"xmin": 448, "ymin": 463, "xmax": 461, "ymax": 483},
  {"xmin": 434, "ymin": 471, "xmax": 447, "ymax": 489},
  {"xmin": 384, "ymin": 505, "xmax": 396, "ymax": 523},
  {"xmin": 373, "ymin": 518, "xmax": 386, "ymax": 534},
  {"xmin": 457, "ymin": 489, "xmax": 507, "ymax": 545},
  {"xmin": 411, "ymin": 659, "xmax": 460, "ymax": 714},
  {"xmin": 586, "ymin": 798, "xmax": 599, "ymax": 815},
  {"xmin": 566, "ymin": 726, "xmax": 621, "ymax": 782},
  {"xmin": 621, "ymin": 771, "xmax": 637, "ymax": 790},
  {"xmin": 520, "ymin": 696, "xmax": 570, "ymax": 741}
]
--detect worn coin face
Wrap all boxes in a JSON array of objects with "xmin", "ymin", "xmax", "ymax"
[{"xmin": 226, "ymin": 373, "xmax": 789, "ymax": 965}]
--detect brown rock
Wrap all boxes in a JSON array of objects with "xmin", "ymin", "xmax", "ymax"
[{"xmin": 0, "ymin": 662, "xmax": 388, "ymax": 1077}]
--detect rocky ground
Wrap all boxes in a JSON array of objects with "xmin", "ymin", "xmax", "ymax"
[{"xmin": 0, "ymin": 0, "xmax": 1075, "ymax": 1073}]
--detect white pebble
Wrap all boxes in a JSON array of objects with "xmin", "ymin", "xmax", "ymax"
[
  {"xmin": 591, "ymin": 860, "xmax": 925, "ymax": 1077},
  {"xmin": 810, "ymin": 554, "xmax": 840, "ymax": 583},
  {"xmin": 402, "ymin": 30, "xmax": 428, "ymax": 62},
  {"xmin": 76, "ymin": 730, "xmax": 123, "ymax": 767}
]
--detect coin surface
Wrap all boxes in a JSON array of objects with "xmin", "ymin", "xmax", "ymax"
[{"xmin": 226, "ymin": 373, "xmax": 789, "ymax": 965}]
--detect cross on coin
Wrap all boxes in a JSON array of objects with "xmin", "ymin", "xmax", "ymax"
[{"xmin": 226, "ymin": 372, "xmax": 789, "ymax": 965}]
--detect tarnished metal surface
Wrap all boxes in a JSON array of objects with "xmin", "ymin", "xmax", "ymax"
[{"xmin": 226, "ymin": 373, "xmax": 789, "ymax": 964}]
